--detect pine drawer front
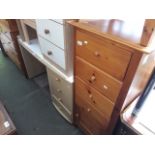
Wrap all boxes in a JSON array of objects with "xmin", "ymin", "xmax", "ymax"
[
  {"xmin": 75, "ymin": 77, "xmax": 114, "ymax": 118},
  {"xmin": 52, "ymin": 95, "xmax": 72, "ymax": 123},
  {"xmin": 76, "ymin": 57, "xmax": 122, "ymax": 102},
  {"xmin": 36, "ymin": 19, "xmax": 64, "ymax": 49},
  {"xmin": 75, "ymin": 96, "xmax": 108, "ymax": 134},
  {"xmin": 47, "ymin": 68, "xmax": 73, "ymax": 112},
  {"xmin": 76, "ymin": 30, "xmax": 132, "ymax": 81},
  {"xmin": 39, "ymin": 36, "xmax": 66, "ymax": 70}
]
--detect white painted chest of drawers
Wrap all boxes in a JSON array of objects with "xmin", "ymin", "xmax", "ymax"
[{"xmin": 36, "ymin": 19, "xmax": 74, "ymax": 76}]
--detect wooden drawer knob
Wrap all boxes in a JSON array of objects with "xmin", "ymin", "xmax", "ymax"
[
  {"xmin": 94, "ymin": 51, "xmax": 100, "ymax": 57},
  {"xmin": 90, "ymin": 75, "xmax": 96, "ymax": 82},
  {"xmin": 87, "ymin": 108, "xmax": 91, "ymax": 112},
  {"xmin": 55, "ymin": 77, "xmax": 60, "ymax": 81},
  {"xmin": 44, "ymin": 29, "xmax": 50, "ymax": 34},
  {"xmin": 47, "ymin": 51, "xmax": 53, "ymax": 55},
  {"xmin": 103, "ymin": 85, "xmax": 108, "ymax": 90},
  {"xmin": 89, "ymin": 94, "xmax": 93, "ymax": 99},
  {"xmin": 83, "ymin": 41, "xmax": 88, "ymax": 45}
]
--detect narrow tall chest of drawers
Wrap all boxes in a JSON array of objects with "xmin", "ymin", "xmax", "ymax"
[{"xmin": 69, "ymin": 20, "xmax": 155, "ymax": 134}]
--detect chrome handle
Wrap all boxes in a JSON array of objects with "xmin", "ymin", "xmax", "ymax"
[{"xmin": 44, "ymin": 29, "xmax": 50, "ymax": 34}]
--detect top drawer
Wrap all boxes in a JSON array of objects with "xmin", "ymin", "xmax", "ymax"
[
  {"xmin": 36, "ymin": 20, "xmax": 64, "ymax": 49},
  {"xmin": 76, "ymin": 30, "xmax": 132, "ymax": 81}
]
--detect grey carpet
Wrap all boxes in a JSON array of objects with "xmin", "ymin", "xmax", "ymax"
[{"xmin": 0, "ymin": 50, "xmax": 83, "ymax": 135}]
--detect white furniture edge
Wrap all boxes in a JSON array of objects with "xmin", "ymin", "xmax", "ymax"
[{"xmin": 17, "ymin": 36, "xmax": 73, "ymax": 83}]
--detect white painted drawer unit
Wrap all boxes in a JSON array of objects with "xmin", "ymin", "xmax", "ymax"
[
  {"xmin": 36, "ymin": 19, "xmax": 74, "ymax": 123},
  {"xmin": 36, "ymin": 19, "xmax": 74, "ymax": 76},
  {"xmin": 46, "ymin": 67, "xmax": 73, "ymax": 123}
]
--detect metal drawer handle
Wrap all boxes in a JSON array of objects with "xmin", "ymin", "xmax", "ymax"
[
  {"xmin": 44, "ymin": 29, "xmax": 50, "ymax": 34},
  {"xmin": 47, "ymin": 51, "xmax": 53, "ymax": 55}
]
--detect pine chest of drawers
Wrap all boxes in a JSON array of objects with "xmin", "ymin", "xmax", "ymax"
[{"xmin": 69, "ymin": 20, "xmax": 155, "ymax": 134}]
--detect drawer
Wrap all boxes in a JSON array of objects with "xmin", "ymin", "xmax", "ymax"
[
  {"xmin": 76, "ymin": 57, "xmax": 122, "ymax": 102},
  {"xmin": 47, "ymin": 68, "xmax": 73, "ymax": 112},
  {"xmin": 52, "ymin": 95, "xmax": 72, "ymax": 123},
  {"xmin": 39, "ymin": 36, "xmax": 66, "ymax": 70},
  {"xmin": 75, "ymin": 77, "xmax": 114, "ymax": 118},
  {"xmin": 36, "ymin": 19, "xmax": 64, "ymax": 49},
  {"xmin": 76, "ymin": 30, "xmax": 132, "ymax": 80},
  {"xmin": 75, "ymin": 96, "xmax": 108, "ymax": 134}
]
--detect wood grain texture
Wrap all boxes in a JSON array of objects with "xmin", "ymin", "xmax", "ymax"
[
  {"xmin": 76, "ymin": 30, "xmax": 132, "ymax": 80},
  {"xmin": 71, "ymin": 19, "xmax": 155, "ymax": 135},
  {"xmin": 75, "ymin": 57, "xmax": 122, "ymax": 102},
  {"xmin": 75, "ymin": 77, "xmax": 114, "ymax": 118}
]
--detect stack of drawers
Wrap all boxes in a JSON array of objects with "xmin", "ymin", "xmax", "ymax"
[
  {"xmin": 36, "ymin": 19, "xmax": 74, "ymax": 123},
  {"xmin": 74, "ymin": 30, "xmax": 132, "ymax": 134}
]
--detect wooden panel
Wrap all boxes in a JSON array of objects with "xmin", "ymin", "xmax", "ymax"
[
  {"xmin": 75, "ymin": 95, "xmax": 108, "ymax": 135},
  {"xmin": 75, "ymin": 77, "xmax": 114, "ymax": 118},
  {"xmin": 76, "ymin": 30, "xmax": 132, "ymax": 80},
  {"xmin": 76, "ymin": 57, "xmax": 122, "ymax": 102}
]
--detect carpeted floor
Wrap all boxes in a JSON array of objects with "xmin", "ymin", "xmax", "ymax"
[{"xmin": 0, "ymin": 51, "xmax": 83, "ymax": 135}]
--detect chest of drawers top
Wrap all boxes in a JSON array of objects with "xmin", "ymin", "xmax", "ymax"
[{"xmin": 69, "ymin": 19, "xmax": 155, "ymax": 54}]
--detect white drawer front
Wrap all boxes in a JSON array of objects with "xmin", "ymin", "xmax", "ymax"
[
  {"xmin": 47, "ymin": 68, "xmax": 73, "ymax": 112},
  {"xmin": 39, "ymin": 37, "xmax": 66, "ymax": 70},
  {"xmin": 52, "ymin": 95, "xmax": 72, "ymax": 123},
  {"xmin": 36, "ymin": 19, "xmax": 64, "ymax": 49}
]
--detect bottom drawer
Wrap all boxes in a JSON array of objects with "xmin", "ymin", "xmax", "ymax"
[
  {"xmin": 52, "ymin": 95, "xmax": 73, "ymax": 123},
  {"xmin": 75, "ymin": 95, "xmax": 109, "ymax": 134}
]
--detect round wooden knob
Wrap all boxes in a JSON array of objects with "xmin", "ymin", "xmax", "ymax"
[
  {"xmin": 87, "ymin": 108, "xmax": 91, "ymax": 112},
  {"xmin": 47, "ymin": 51, "xmax": 53, "ymax": 55},
  {"xmin": 103, "ymin": 85, "xmax": 108, "ymax": 90},
  {"xmin": 55, "ymin": 78, "xmax": 60, "ymax": 81},
  {"xmin": 44, "ymin": 29, "xmax": 50, "ymax": 34},
  {"xmin": 89, "ymin": 94, "xmax": 93, "ymax": 99},
  {"xmin": 94, "ymin": 51, "xmax": 100, "ymax": 57},
  {"xmin": 90, "ymin": 75, "xmax": 96, "ymax": 82}
]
